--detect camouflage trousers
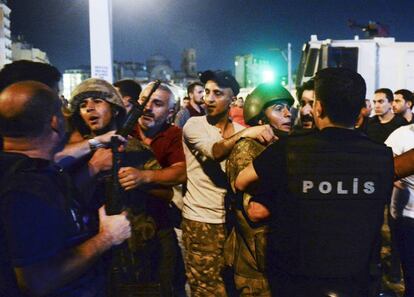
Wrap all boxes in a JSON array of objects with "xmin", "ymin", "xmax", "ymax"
[
  {"xmin": 181, "ymin": 218, "xmax": 227, "ymax": 297},
  {"xmin": 234, "ymin": 274, "xmax": 271, "ymax": 297}
]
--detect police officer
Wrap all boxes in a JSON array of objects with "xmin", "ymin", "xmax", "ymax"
[
  {"xmin": 225, "ymin": 83, "xmax": 294, "ymax": 296},
  {"xmin": 236, "ymin": 68, "xmax": 394, "ymax": 297}
]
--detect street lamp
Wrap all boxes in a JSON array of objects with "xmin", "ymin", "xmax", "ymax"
[
  {"xmin": 262, "ymin": 69, "xmax": 276, "ymax": 83},
  {"xmin": 269, "ymin": 43, "xmax": 293, "ymax": 91}
]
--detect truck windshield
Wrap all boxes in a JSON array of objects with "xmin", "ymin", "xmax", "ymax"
[
  {"xmin": 304, "ymin": 48, "xmax": 319, "ymax": 77},
  {"xmin": 328, "ymin": 47, "xmax": 358, "ymax": 71}
]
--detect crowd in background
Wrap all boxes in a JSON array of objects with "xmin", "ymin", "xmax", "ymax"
[{"xmin": 1, "ymin": 60, "xmax": 414, "ymax": 297}]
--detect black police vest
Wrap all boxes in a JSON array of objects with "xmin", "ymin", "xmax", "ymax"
[{"xmin": 269, "ymin": 130, "xmax": 394, "ymax": 278}]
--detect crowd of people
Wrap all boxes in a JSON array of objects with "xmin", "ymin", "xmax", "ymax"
[{"xmin": 1, "ymin": 60, "xmax": 414, "ymax": 297}]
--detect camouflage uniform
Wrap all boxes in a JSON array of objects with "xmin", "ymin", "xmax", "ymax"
[
  {"xmin": 181, "ymin": 218, "xmax": 227, "ymax": 297},
  {"xmin": 225, "ymin": 138, "xmax": 271, "ymax": 297},
  {"xmin": 69, "ymin": 79, "xmax": 166, "ymax": 295}
]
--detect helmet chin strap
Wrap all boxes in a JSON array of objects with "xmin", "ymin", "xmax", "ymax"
[{"xmin": 271, "ymin": 126, "xmax": 289, "ymax": 138}]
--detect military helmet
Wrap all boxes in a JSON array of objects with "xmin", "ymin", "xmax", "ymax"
[
  {"xmin": 70, "ymin": 78, "xmax": 125, "ymax": 113},
  {"xmin": 244, "ymin": 83, "xmax": 294, "ymax": 126}
]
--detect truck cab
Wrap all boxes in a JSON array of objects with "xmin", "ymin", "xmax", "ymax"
[{"xmin": 296, "ymin": 35, "xmax": 414, "ymax": 97}]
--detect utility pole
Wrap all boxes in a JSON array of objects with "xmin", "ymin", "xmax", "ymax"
[
  {"xmin": 89, "ymin": 0, "xmax": 113, "ymax": 82},
  {"xmin": 287, "ymin": 42, "xmax": 292, "ymax": 91},
  {"xmin": 269, "ymin": 43, "xmax": 293, "ymax": 91}
]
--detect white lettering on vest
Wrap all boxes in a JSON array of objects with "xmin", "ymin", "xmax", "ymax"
[
  {"xmin": 303, "ymin": 181, "xmax": 314, "ymax": 193},
  {"xmin": 363, "ymin": 181, "xmax": 375, "ymax": 194},
  {"xmin": 319, "ymin": 181, "xmax": 332, "ymax": 194},
  {"xmin": 337, "ymin": 181, "xmax": 348, "ymax": 194},
  {"xmin": 353, "ymin": 178, "xmax": 359, "ymax": 194},
  {"xmin": 301, "ymin": 178, "xmax": 376, "ymax": 195}
]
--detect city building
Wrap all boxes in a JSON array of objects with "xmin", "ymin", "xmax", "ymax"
[
  {"xmin": 12, "ymin": 35, "xmax": 49, "ymax": 64},
  {"xmin": 0, "ymin": 0, "xmax": 12, "ymax": 69},
  {"xmin": 234, "ymin": 54, "xmax": 272, "ymax": 88},
  {"xmin": 113, "ymin": 61, "xmax": 147, "ymax": 83},
  {"xmin": 146, "ymin": 54, "xmax": 174, "ymax": 82},
  {"xmin": 63, "ymin": 66, "xmax": 91, "ymax": 99},
  {"xmin": 181, "ymin": 48, "xmax": 197, "ymax": 78}
]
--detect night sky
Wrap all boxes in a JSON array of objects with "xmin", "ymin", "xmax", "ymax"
[{"xmin": 6, "ymin": 0, "xmax": 414, "ymax": 76}]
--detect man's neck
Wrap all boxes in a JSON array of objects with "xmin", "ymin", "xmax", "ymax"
[
  {"xmin": 378, "ymin": 110, "xmax": 394, "ymax": 123},
  {"xmin": 207, "ymin": 111, "xmax": 233, "ymax": 136},
  {"xmin": 316, "ymin": 118, "xmax": 352, "ymax": 130},
  {"xmin": 136, "ymin": 123, "xmax": 165, "ymax": 145},
  {"xmin": 3, "ymin": 137, "xmax": 53, "ymax": 160},
  {"xmin": 189, "ymin": 100, "xmax": 202, "ymax": 113},
  {"xmin": 403, "ymin": 110, "xmax": 413, "ymax": 122}
]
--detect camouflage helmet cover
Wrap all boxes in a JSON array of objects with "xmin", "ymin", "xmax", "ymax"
[
  {"xmin": 70, "ymin": 78, "xmax": 126, "ymax": 113},
  {"xmin": 244, "ymin": 83, "xmax": 294, "ymax": 126}
]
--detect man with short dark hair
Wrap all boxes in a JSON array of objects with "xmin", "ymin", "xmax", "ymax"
[
  {"xmin": 0, "ymin": 81, "xmax": 131, "ymax": 297},
  {"xmin": 113, "ymin": 79, "xmax": 142, "ymax": 113},
  {"xmin": 236, "ymin": 68, "xmax": 394, "ymax": 297},
  {"xmin": 393, "ymin": 89, "xmax": 414, "ymax": 123},
  {"xmin": 366, "ymin": 88, "xmax": 407, "ymax": 143},
  {"xmin": 0, "ymin": 60, "xmax": 63, "ymax": 150},
  {"xmin": 366, "ymin": 88, "xmax": 407, "ymax": 289},
  {"xmin": 181, "ymin": 70, "xmax": 275, "ymax": 296},
  {"xmin": 0, "ymin": 60, "xmax": 62, "ymax": 93},
  {"xmin": 174, "ymin": 81, "xmax": 204, "ymax": 128},
  {"xmin": 386, "ymin": 122, "xmax": 414, "ymax": 296},
  {"xmin": 355, "ymin": 99, "xmax": 372, "ymax": 133},
  {"xmin": 294, "ymin": 79, "xmax": 315, "ymax": 130}
]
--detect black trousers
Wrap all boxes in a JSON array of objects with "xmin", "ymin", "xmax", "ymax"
[
  {"xmin": 268, "ymin": 268, "xmax": 369, "ymax": 297},
  {"xmin": 396, "ymin": 217, "xmax": 414, "ymax": 297}
]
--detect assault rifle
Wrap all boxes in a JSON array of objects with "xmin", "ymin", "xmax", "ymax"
[
  {"xmin": 106, "ymin": 81, "xmax": 163, "ymax": 297},
  {"xmin": 106, "ymin": 80, "xmax": 161, "ymax": 215}
]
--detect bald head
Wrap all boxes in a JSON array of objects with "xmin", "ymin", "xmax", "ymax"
[{"xmin": 0, "ymin": 81, "xmax": 61, "ymax": 138}]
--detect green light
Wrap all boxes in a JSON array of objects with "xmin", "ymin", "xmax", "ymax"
[{"xmin": 262, "ymin": 70, "xmax": 275, "ymax": 83}]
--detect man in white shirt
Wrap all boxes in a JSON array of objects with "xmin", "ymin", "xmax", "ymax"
[
  {"xmin": 386, "ymin": 124, "xmax": 414, "ymax": 296},
  {"xmin": 181, "ymin": 70, "xmax": 274, "ymax": 296}
]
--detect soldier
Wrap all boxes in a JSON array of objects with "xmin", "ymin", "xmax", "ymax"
[
  {"xmin": 225, "ymin": 83, "xmax": 294, "ymax": 296},
  {"xmin": 236, "ymin": 68, "xmax": 394, "ymax": 297},
  {"xmin": 67, "ymin": 78, "xmax": 175, "ymax": 296}
]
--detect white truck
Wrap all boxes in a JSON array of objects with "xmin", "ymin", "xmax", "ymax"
[{"xmin": 296, "ymin": 35, "xmax": 414, "ymax": 97}]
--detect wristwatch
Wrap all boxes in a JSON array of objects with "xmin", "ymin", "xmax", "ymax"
[{"xmin": 88, "ymin": 138, "xmax": 105, "ymax": 150}]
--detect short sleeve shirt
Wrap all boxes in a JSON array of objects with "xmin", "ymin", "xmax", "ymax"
[{"xmin": 182, "ymin": 116, "xmax": 244, "ymax": 223}]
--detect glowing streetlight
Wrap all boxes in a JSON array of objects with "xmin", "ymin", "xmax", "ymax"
[
  {"xmin": 262, "ymin": 69, "xmax": 276, "ymax": 83},
  {"xmin": 269, "ymin": 43, "xmax": 293, "ymax": 91}
]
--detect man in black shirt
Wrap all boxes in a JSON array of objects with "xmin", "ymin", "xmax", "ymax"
[
  {"xmin": 0, "ymin": 81, "xmax": 131, "ymax": 297},
  {"xmin": 236, "ymin": 68, "xmax": 394, "ymax": 297},
  {"xmin": 366, "ymin": 88, "xmax": 407, "ymax": 143},
  {"xmin": 392, "ymin": 89, "xmax": 414, "ymax": 123}
]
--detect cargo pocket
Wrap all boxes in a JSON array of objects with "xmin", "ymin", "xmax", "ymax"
[{"xmin": 254, "ymin": 229, "xmax": 268, "ymax": 272}]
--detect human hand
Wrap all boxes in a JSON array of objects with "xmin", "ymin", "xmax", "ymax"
[
  {"xmin": 118, "ymin": 167, "xmax": 151, "ymax": 191},
  {"xmin": 98, "ymin": 206, "xmax": 131, "ymax": 246},
  {"xmin": 88, "ymin": 148, "xmax": 113, "ymax": 176},
  {"xmin": 94, "ymin": 130, "xmax": 127, "ymax": 145},
  {"xmin": 241, "ymin": 125, "xmax": 276, "ymax": 145}
]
